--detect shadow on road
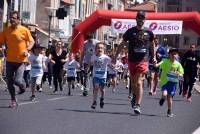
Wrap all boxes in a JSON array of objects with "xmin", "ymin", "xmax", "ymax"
[
  {"xmin": 56, "ymin": 108, "xmax": 136, "ymax": 116},
  {"xmin": 55, "ymin": 108, "xmax": 164, "ymax": 117},
  {"xmin": 0, "ymin": 106, "xmax": 10, "ymax": 109},
  {"xmin": 147, "ymin": 97, "xmax": 184, "ymax": 102},
  {"xmin": 106, "ymin": 97, "xmax": 128, "ymax": 102},
  {"xmin": 105, "ymin": 102, "xmax": 128, "ymax": 106}
]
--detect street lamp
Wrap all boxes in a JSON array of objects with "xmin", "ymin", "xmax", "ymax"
[
  {"xmin": 45, "ymin": 7, "xmax": 57, "ymax": 48},
  {"xmin": 48, "ymin": 14, "xmax": 52, "ymax": 47}
]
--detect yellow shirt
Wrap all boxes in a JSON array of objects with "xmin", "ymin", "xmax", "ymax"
[{"xmin": 0, "ymin": 25, "xmax": 34, "ymax": 63}]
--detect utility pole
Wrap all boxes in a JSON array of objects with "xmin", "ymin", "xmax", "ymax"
[{"xmin": 48, "ymin": 14, "xmax": 52, "ymax": 48}]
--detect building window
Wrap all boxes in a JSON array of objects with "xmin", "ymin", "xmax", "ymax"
[
  {"xmin": 197, "ymin": 37, "xmax": 200, "ymax": 46},
  {"xmin": 184, "ymin": 36, "xmax": 190, "ymax": 45}
]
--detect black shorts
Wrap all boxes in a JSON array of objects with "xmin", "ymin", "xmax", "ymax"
[
  {"xmin": 149, "ymin": 64, "xmax": 160, "ymax": 73},
  {"xmin": 67, "ymin": 77, "xmax": 76, "ymax": 82}
]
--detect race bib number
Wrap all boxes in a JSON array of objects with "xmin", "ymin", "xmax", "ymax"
[
  {"xmin": 95, "ymin": 68, "xmax": 106, "ymax": 78},
  {"xmin": 68, "ymin": 68, "xmax": 76, "ymax": 76},
  {"xmin": 134, "ymin": 48, "xmax": 147, "ymax": 53},
  {"xmin": 166, "ymin": 72, "xmax": 179, "ymax": 83}
]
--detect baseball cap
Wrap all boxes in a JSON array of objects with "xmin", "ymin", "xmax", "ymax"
[{"xmin": 136, "ymin": 11, "xmax": 146, "ymax": 19}]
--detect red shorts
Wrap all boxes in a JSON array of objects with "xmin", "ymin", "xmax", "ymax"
[{"xmin": 128, "ymin": 61, "xmax": 148, "ymax": 75}]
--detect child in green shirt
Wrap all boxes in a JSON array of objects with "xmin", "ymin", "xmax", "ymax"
[{"xmin": 155, "ymin": 48, "xmax": 184, "ymax": 117}]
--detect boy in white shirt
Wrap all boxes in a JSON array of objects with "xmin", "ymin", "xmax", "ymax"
[
  {"xmin": 64, "ymin": 53, "xmax": 80, "ymax": 96},
  {"xmin": 29, "ymin": 44, "xmax": 46, "ymax": 101},
  {"xmin": 90, "ymin": 42, "xmax": 111, "ymax": 109}
]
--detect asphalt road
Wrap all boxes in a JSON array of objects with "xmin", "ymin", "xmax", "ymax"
[{"xmin": 0, "ymin": 80, "xmax": 200, "ymax": 134}]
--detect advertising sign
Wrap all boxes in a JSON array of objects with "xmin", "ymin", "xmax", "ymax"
[{"xmin": 112, "ymin": 19, "xmax": 183, "ymax": 34}]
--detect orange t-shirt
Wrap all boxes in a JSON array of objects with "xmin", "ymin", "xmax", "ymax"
[{"xmin": 0, "ymin": 25, "xmax": 34, "ymax": 63}]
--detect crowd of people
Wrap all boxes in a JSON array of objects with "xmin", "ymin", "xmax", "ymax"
[{"xmin": 0, "ymin": 10, "xmax": 199, "ymax": 118}]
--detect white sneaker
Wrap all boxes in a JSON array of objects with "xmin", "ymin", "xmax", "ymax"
[
  {"xmin": 77, "ymin": 83, "xmax": 80, "ymax": 87},
  {"xmin": 39, "ymin": 88, "xmax": 43, "ymax": 92},
  {"xmin": 49, "ymin": 86, "xmax": 52, "ymax": 89}
]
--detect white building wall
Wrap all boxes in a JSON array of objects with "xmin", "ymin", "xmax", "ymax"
[{"xmin": 21, "ymin": 0, "xmax": 37, "ymax": 24}]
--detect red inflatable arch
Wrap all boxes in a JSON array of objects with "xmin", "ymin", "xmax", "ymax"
[{"xmin": 71, "ymin": 9, "xmax": 200, "ymax": 53}]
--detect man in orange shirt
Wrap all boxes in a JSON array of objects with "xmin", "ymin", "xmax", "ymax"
[{"xmin": 0, "ymin": 11, "xmax": 34, "ymax": 108}]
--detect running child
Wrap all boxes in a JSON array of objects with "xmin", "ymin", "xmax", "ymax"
[
  {"xmin": 154, "ymin": 48, "xmax": 183, "ymax": 117},
  {"xmin": 108, "ymin": 55, "xmax": 118, "ymax": 93},
  {"xmin": 63, "ymin": 53, "xmax": 80, "ymax": 96},
  {"xmin": 90, "ymin": 42, "xmax": 111, "ymax": 109},
  {"xmin": 29, "ymin": 44, "xmax": 46, "ymax": 101}
]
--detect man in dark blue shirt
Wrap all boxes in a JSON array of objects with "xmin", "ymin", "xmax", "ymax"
[{"xmin": 115, "ymin": 11, "xmax": 156, "ymax": 114}]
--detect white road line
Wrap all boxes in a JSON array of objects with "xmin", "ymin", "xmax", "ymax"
[
  {"xmin": 18, "ymin": 101, "xmax": 40, "ymax": 106},
  {"xmin": 47, "ymin": 96, "xmax": 69, "ymax": 101},
  {"xmin": 17, "ymin": 96, "xmax": 69, "ymax": 106},
  {"xmin": 192, "ymin": 127, "xmax": 200, "ymax": 134}
]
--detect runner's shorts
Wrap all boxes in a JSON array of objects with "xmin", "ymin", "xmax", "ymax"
[
  {"xmin": 108, "ymin": 73, "xmax": 117, "ymax": 79},
  {"xmin": 162, "ymin": 81, "xmax": 177, "ymax": 96},
  {"xmin": 31, "ymin": 76, "xmax": 43, "ymax": 88},
  {"xmin": 128, "ymin": 61, "xmax": 148, "ymax": 75},
  {"xmin": 93, "ymin": 77, "xmax": 106, "ymax": 88},
  {"xmin": 67, "ymin": 77, "xmax": 76, "ymax": 82},
  {"xmin": 148, "ymin": 64, "xmax": 160, "ymax": 73}
]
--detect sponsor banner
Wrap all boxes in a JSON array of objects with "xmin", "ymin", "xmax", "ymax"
[{"xmin": 112, "ymin": 19, "xmax": 183, "ymax": 34}]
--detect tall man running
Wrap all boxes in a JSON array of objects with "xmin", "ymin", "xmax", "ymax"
[
  {"xmin": 81, "ymin": 33, "xmax": 100, "ymax": 96},
  {"xmin": 0, "ymin": 11, "xmax": 34, "ymax": 108},
  {"xmin": 115, "ymin": 11, "xmax": 156, "ymax": 114}
]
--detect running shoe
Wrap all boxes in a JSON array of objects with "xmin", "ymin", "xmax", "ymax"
[
  {"xmin": 167, "ymin": 110, "xmax": 174, "ymax": 117},
  {"xmin": 149, "ymin": 91, "xmax": 153, "ymax": 96},
  {"xmin": 187, "ymin": 97, "xmax": 192, "ymax": 102},
  {"xmin": 30, "ymin": 95, "xmax": 36, "ymax": 101},
  {"xmin": 83, "ymin": 90, "xmax": 88, "ymax": 96},
  {"xmin": 9, "ymin": 100, "xmax": 17, "ymax": 108},
  {"xmin": 91, "ymin": 101, "xmax": 97, "ymax": 109},
  {"xmin": 159, "ymin": 98, "xmax": 165, "ymax": 106},
  {"xmin": 100, "ymin": 98, "xmax": 104, "ymax": 108},
  {"xmin": 133, "ymin": 104, "xmax": 141, "ymax": 114},
  {"xmin": 39, "ymin": 88, "xmax": 43, "ymax": 92}
]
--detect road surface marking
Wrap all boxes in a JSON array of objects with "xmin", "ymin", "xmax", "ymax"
[
  {"xmin": 192, "ymin": 127, "xmax": 200, "ymax": 134},
  {"xmin": 18, "ymin": 101, "xmax": 40, "ymax": 105},
  {"xmin": 47, "ymin": 96, "xmax": 69, "ymax": 101}
]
